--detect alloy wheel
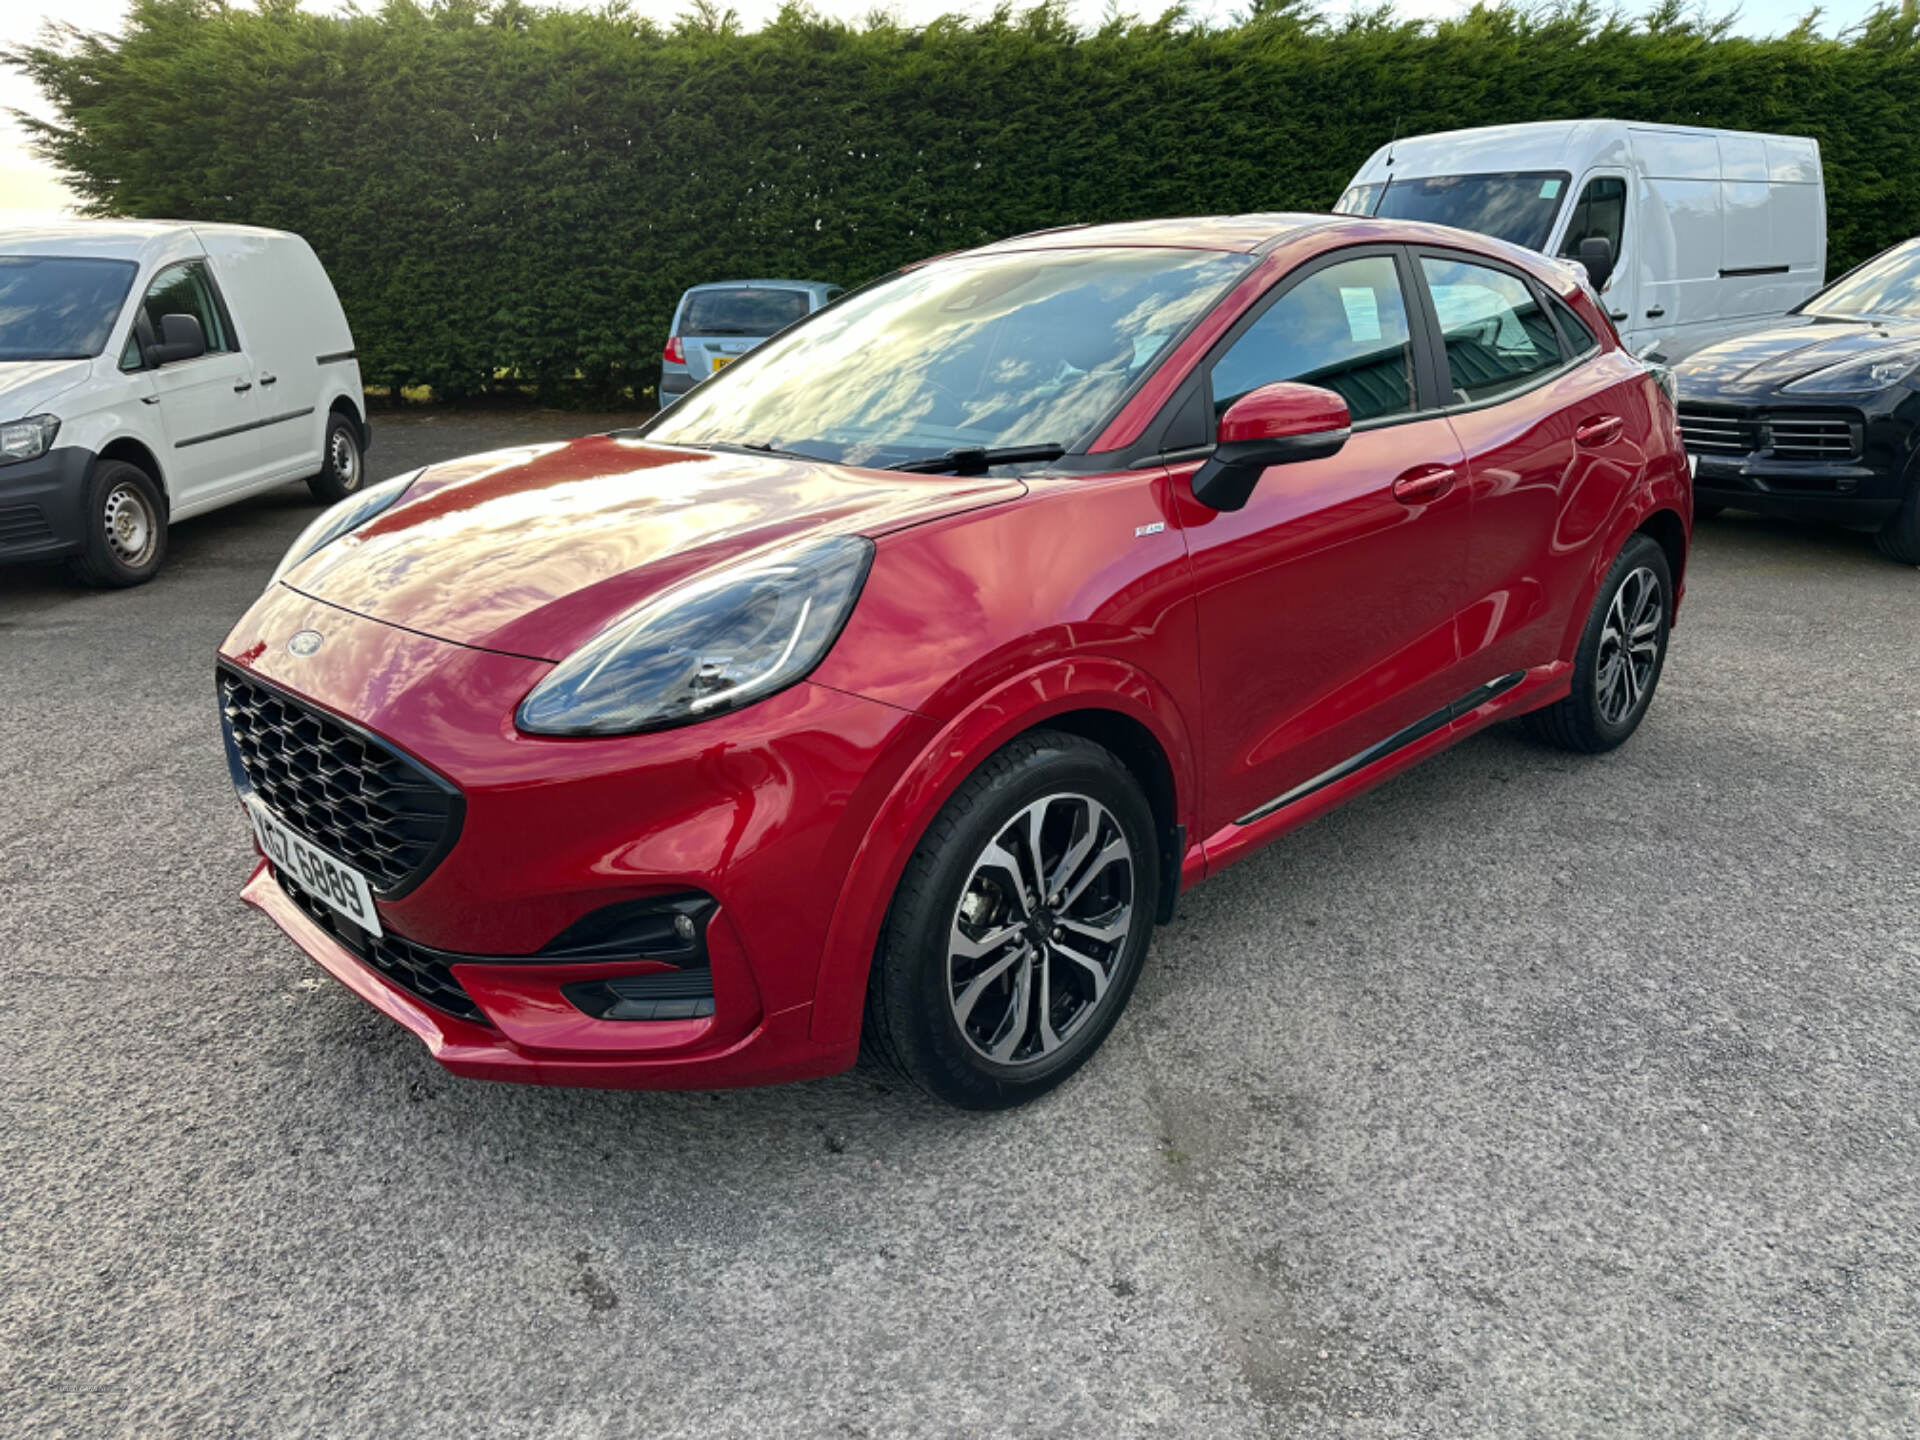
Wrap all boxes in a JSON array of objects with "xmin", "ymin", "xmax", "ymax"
[
  {"xmin": 102, "ymin": 480, "xmax": 157, "ymax": 569},
  {"xmin": 946, "ymin": 792, "xmax": 1136, "ymax": 1067},
  {"xmin": 1594, "ymin": 565, "xmax": 1662, "ymax": 726}
]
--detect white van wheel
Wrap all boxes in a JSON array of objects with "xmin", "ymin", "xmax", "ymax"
[
  {"xmin": 307, "ymin": 413, "xmax": 365, "ymax": 504},
  {"xmin": 69, "ymin": 460, "xmax": 168, "ymax": 589}
]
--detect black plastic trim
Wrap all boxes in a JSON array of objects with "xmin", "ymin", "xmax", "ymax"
[
  {"xmin": 1721, "ymin": 265, "xmax": 1790, "ymax": 278},
  {"xmin": 316, "ymin": 349, "xmax": 358, "ymax": 365},
  {"xmin": 1233, "ymin": 672, "xmax": 1526, "ymax": 826},
  {"xmin": 216, "ymin": 660, "xmax": 466, "ymax": 900},
  {"xmin": 178, "ymin": 406, "xmax": 315, "ymax": 449}
]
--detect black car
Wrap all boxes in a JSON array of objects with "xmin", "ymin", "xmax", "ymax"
[{"xmin": 1675, "ymin": 238, "xmax": 1920, "ymax": 563}]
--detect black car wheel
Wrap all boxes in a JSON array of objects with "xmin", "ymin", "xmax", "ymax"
[
  {"xmin": 1522, "ymin": 533, "xmax": 1672, "ymax": 754},
  {"xmin": 864, "ymin": 730, "xmax": 1159, "ymax": 1110},
  {"xmin": 1875, "ymin": 479, "xmax": 1920, "ymax": 565}
]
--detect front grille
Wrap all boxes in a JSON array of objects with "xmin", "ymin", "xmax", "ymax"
[
  {"xmin": 1766, "ymin": 417, "xmax": 1858, "ymax": 461},
  {"xmin": 0, "ymin": 503, "xmax": 53, "ymax": 549},
  {"xmin": 1677, "ymin": 409, "xmax": 1751, "ymax": 455},
  {"xmin": 278, "ymin": 871, "xmax": 489, "ymax": 1025},
  {"xmin": 219, "ymin": 668, "xmax": 461, "ymax": 897},
  {"xmin": 1677, "ymin": 407, "xmax": 1861, "ymax": 463}
]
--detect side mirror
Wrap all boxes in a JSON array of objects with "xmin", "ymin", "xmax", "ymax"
[
  {"xmin": 1578, "ymin": 236, "xmax": 1616, "ymax": 293},
  {"xmin": 147, "ymin": 312, "xmax": 206, "ymax": 366},
  {"xmin": 1191, "ymin": 382, "xmax": 1350, "ymax": 512}
]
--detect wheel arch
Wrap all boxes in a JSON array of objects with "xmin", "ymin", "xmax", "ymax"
[
  {"xmin": 96, "ymin": 435, "xmax": 168, "ymax": 506},
  {"xmin": 1635, "ymin": 507, "xmax": 1688, "ymax": 613},
  {"xmin": 807, "ymin": 659, "xmax": 1200, "ymax": 1046},
  {"xmin": 327, "ymin": 392, "xmax": 369, "ymax": 450}
]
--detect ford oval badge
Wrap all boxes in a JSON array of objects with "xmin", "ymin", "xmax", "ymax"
[{"xmin": 287, "ymin": 630, "xmax": 325, "ymax": 658}]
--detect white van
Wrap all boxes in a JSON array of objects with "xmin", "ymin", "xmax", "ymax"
[
  {"xmin": 0, "ymin": 220, "xmax": 367, "ymax": 586},
  {"xmin": 1335, "ymin": 120, "xmax": 1826, "ymax": 361}
]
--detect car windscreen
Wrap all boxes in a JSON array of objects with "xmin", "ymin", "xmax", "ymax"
[
  {"xmin": 680, "ymin": 287, "xmax": 813, "ymax": 337},
  {"xmin": 646, "ymin": 247, "xmax": 1254, "ymax": 469},
  {"xmin": 0, "ymin": 256, "xmax": 139, "ymax": 360},
  {"xmin": 1333, "ymin": 183, "xmax": 1383, "ymax": 217},
  {"xmin": 1368, "ymin": 172, "xmax": 1572, "ymax": 252},
  {"xmin": 1801, "ymin": 240, "xmax": 1920, "ymax": 319}
]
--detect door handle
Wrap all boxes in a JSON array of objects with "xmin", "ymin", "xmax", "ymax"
[
  {"xmin": 1608, "ymin": 309, "xmax": 1629, "ymax": 321},
  {"xmin": 259, "ymin": 374, "xmax": 277, "ymax": 387},
  {"xmin": 1645, "ymin": 306, "xmax": 1666, "ymax": 319},
  {"xmin": 1575, "ymin": 415, "xmax": 1625, "ymax": 448},
  {"xmin": 1391, "ymin": 464, "xmax": 1457, "ymax": 506},
  {"xmin": 233, "ymin": 380, "xmax": 253, "ymax": 393},
  {"xmin": 140, "ymin": 395, "xmax": 160, "ymax": 406}
]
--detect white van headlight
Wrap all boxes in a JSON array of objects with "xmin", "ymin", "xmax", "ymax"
[
  {"xmin": 0, "ymin": 415, "xmax": 59, "ymax": 465},
  {"xmin": 271, "ymin": 471, "xmax": 420, "ymax": 583}
]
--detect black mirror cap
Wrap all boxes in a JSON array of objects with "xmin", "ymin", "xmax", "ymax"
[
  {"xmin": 1190, "ymin": 427, "xmax": 1350, "ymax": 512},
  {"xmin": 1578, "ymin": 236, "xmax": 1616, "ymax": 293},
  {"xmin": 148, "ymin": 312, "xmax": 207, "ymax": 366}
]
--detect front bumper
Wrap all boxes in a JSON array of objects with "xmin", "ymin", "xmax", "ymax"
[
  {"xmin": 221, "ymin": 583, "xmax": 935, "ymax": 1089},
  {"xmin": 1682, "ymin": 395, "xmax": 1918, "ymax": 526},
  {"xmin": 0, "ymin": 444, "xmax": 93, "ymax": 563}
]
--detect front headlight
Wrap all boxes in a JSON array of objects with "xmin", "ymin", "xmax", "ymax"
[
  {"xmin": 0, "ymin": 414, "xmax": 59, "ymax": 465},
  {"xmin": 517, "ymin": 534, "xmax": 875, "ymax": 737},
  {"xmin": 1783, "ymin": 348, "xmax": 1920, "ymax": 395},
  {"xmin": 270, "ymin": 471, "xmax": 421, "ymax": 584}
]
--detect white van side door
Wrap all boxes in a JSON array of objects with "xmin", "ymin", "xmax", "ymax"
[
  {"xmin": 128, "ymin": 258, "xmax": 265, "ymax": 515},
  {"xmin": 198, "ymin": 233, "xmax": 326, "ymax": 483},
  {"xmin": 1630, "ymin": 129, "xmax": 1726, "ymax": 359}
]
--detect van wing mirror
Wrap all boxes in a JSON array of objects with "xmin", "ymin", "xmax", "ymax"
[
  {"xmin": 148, "ymin": 312, "xmax": 207, "ymax": 366},
  {"xmin": 1191, "ymin": 382, "xmax": 1350, "ymax": 512},
  {"xmin": 1578, "ymin": 236, "xmax": 1616, "ymax": 293}
]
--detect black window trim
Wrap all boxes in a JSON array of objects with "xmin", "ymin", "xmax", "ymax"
[
  {"xmin": 1197, "ymin": 242, "xmax": 1448, "ymax": 442},
  {"xmin": 1407, "ymin": 243, "xmax": 1600, "ymax": 418},
  {"xmin": 121, "ymin": 255, "xmax": 244, "ymax": 372}
]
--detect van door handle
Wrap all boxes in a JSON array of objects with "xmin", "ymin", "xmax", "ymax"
[
  {"xmin": 259, "ymin": 374, "xmax": 277, "ymax": 387},
  {"xmin": 1645, "ymin": 306, "xmax": 1666, "ymax": 319},
  {"xmin": 140, "ymin": 395, "xmax": 160, "ymax": 406},
  {"xmin": 1575, "ymin": 415, "xmax": 1625, "ymax": 448},
  {"xmin": 1391, "ymin": 464, "xmax": 1457, "ymax": 505},
  {"xmin": 233, "ymin": 380, "xmax": 253, "ymax": 393},
  {"xmin": 1608, "ymin": 310, "xmax": 1629, "ymax": 321}
]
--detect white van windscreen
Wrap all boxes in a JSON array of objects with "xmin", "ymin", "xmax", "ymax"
[{"xmin": 1369, "ymin": 172, "xmax": 1572, "ymax": 252}]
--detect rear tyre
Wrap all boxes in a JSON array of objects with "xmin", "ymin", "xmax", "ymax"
[
  {"xmin": 66, "ymin": 460, "xmax": 167, "ymax": 589},
  {"xmin": 1522, "ymin": 533, "xmax": 1672, "ymax": 754},
  {"xmin": 864, "ymin": 730, "xmax": 1159, "ymax": 1110},
  {"xmin": 306, "ymin": 411, "xmax": 365, "ymax": 504},
  {"xmin": 1874, "ymin": 480, "xmax": 1920, "ymax": 565}
]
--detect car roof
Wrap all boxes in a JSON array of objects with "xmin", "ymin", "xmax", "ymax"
[
  {"xmin": 680, "ymin": 279, "xmax": 837, "ymax": 294},
  {"xmin": 0, "ymin": 218, "xmax": 294, "ymax": 266},
  {"xmin": 973, "ymin": 213, "xmax": 1335, "ymax": 255}
]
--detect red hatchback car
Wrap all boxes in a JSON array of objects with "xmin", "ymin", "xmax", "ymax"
[{"xmin": 219, "ymin": 214, "xmax": 1689, "ymax": 1108}]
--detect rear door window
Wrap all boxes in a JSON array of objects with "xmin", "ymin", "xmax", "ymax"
[
  {"xmin": 1419, "ymin": 255, "xmax": 1564, "ymax": 403},
  {"xmin": 680, "ymin": 287, "xmax": 811, "ymax": 337},
  {"xmin": 1209, "ymin": 254, "xmax": 1417, "ymax": 425}
]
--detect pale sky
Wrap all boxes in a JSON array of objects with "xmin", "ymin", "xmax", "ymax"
[{"xmin": 0, "ymin": 0, "xmax": 1884, "ymax": 221}]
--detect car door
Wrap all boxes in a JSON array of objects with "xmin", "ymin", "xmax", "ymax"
[
  {"xmin": 1413, "ymin": 248, "xmax": 1648, "ymax": 680},
  {"xmin": 1172, "ymin": 247, "xmax": 1478, "ymax": 836},
  {"xmin": 130, "ymin": 259, "xmax": 262, "ymax": 512}
]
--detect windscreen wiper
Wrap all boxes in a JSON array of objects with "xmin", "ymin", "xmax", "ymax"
[{"xmin": 889, "ymin": 443, "xmax": 1067, "ymax": 476}]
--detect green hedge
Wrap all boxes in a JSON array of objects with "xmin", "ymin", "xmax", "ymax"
[{"xmin": 10, "ymin": 0, "xmax": 1919, "ymax": 401}]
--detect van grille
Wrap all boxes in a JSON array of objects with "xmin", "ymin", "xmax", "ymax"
[{"xmin": 0, "ymin": 503, "xmax": 54, "ymax": 550}]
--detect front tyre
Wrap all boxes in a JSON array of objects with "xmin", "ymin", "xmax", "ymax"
[
  {"xmin": 1874, "ymin": 479, "xmax": 1920, "ymax": 565},
  {"xmin": 865, "ymin": 730, "xmax": 1159, "ymax": 1110},
  {"xmin": 67, "ymin": 459, "xmax": 167, "ymax": 588},
  {"xmin": 306, "ymin": 411, "xmax": 365, "ymax": 504},
  {"xmin": 1522, "ymin": 533, "xmax": 1673, "ymax": 754}
]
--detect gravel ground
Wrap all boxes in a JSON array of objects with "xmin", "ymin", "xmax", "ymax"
[{"xmin": 2, "ymin": 408, "xmax": 1917, "ymax": 1439}]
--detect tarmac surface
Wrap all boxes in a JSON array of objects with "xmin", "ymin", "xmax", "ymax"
[{"xmin": 3, "ymin": 408, "xmax": 1917, "ymax": 1438}]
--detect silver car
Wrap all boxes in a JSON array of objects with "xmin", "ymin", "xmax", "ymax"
[{"xmin": 658, "ymin": 279, "xmax": 842, "ymax": 409}]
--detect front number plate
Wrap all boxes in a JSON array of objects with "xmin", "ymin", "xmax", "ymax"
[{"xmin": 248, "ymin": 799, "xmax": 383, "ymax": 937}]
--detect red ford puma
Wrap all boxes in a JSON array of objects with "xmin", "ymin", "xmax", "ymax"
[{"xmin": 218, "ymin": 214, "xmax": 1689, "ymax": 1109}]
